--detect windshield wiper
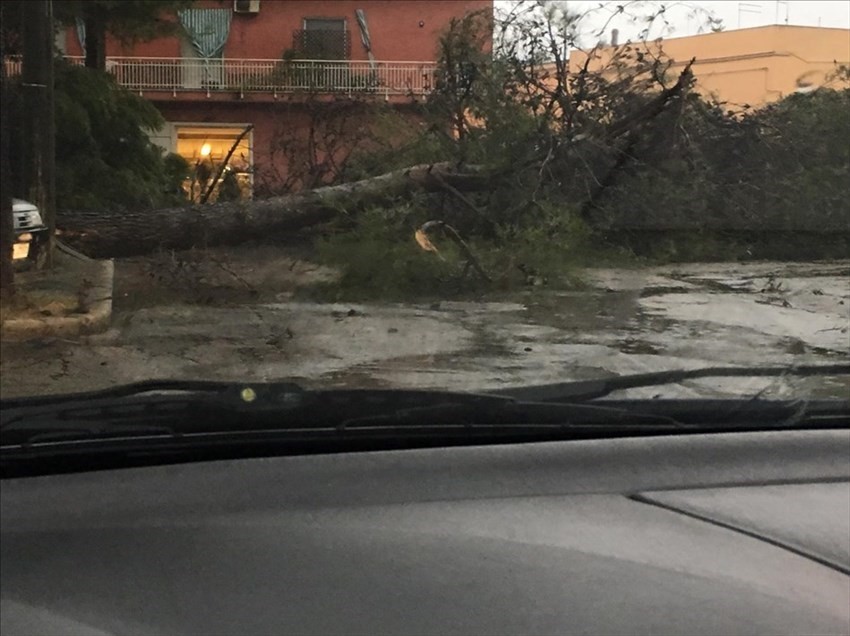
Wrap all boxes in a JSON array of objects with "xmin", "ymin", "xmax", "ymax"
[
  {"xmin": 489, "ymin": 364, "xmax": 850, "ymax": 402},
  {"xmin": 0, "ymin": 379, "xmax": 272, "ymax": 410},
  {"xmin": 1, "ymin": 382, "xmax": 690, "ymax": 447},
  {"xmin": 4, "ymin": 364, "xmax": 845, "ymax": 416},
  {"xmin": 2, "ymin": 366, "xmax": 848, "ymax": 450}
]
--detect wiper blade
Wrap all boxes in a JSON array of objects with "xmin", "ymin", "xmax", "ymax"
[
  {"xmin": 0, "ymin": 379, "xmax": 280, "ymax": 410},
  {"xmin": 1, "ymin": 382, "xmax": 688, "ymax": 446},
  {"xmin": 489, "ymin": 364, "xmax": 850, "ymax": 402},
  {"xmin": 0, "ymin": 380, "xmax": 306, "ymax": 432},
  {"xmin": 2, "ymin": 368, "xmax": 847, "ymax": 449}
]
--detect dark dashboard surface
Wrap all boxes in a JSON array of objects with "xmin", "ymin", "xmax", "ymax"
[{"xmin": 2, "ymin": 430, "xmax": 849, "ymax": 636}]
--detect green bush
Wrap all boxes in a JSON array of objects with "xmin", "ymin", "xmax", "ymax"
[
  {"xmin": 306, "ymin": 201, "xmax": 594, "ymax": 300},
  {"xmin": 309, "ymin": 204, "xmax": 461, "ymax": 300},
  {"xmin": 480, "ymin": 203, "xmax": 591, "ymax": 285}
]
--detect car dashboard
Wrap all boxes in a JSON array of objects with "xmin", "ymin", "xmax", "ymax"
[{"xmin": 2, "ymin": 429, "xmax": 849, "ymax": 636}]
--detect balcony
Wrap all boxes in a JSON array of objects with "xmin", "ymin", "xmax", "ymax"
[{"xmin": 4, "ymin": 56, "xmax": 437, "ymax": 98}]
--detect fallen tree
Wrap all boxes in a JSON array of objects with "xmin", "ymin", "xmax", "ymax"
[
  {"xmin": 57, "ymin": 162, "xmax": 492, "ymax": 258},
  {"xmin": 58, "ymin": 62, "xmax": 698, "ymax": 259},
  {"xmin": 53, "ymin": 3, "xmax": 718, "ymax": 261}
]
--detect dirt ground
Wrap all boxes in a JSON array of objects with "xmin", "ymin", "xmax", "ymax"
[
  {"xmin": 1, "ymin": 244, "xmax": 848, "ymax": 400},
  {"xmin": 1, "ymin": 251, "xmax": 105, "ymax": 322}
]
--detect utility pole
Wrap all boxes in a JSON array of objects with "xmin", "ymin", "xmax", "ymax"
[{"xmin": 21, "ymin": 0, "xmax": 55, "ymax": 268}]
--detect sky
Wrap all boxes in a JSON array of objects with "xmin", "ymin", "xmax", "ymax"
[
  {"xmin": 497, "ymin": 1, "xmax": 850, "ymax": 46},
  {"xmin": 687, "ymin": 0, "xmax": 850, "ymax": 31}
]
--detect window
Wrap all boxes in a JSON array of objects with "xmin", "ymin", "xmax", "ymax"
[
  {"xmin": 175, "ymin": 125, "xmax": 253, "ymax": 202},
  {"xmin": 293, "ymin": 18, "xmax": 351, "ymax": 60}
]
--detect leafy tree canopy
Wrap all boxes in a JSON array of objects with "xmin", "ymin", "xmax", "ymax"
[
  {"xmin": 8, "ymin": 59, "xmax": 189, "ymax": 211},
  {"xmin": 1, "ymin": 1, "xmax": 192, "ymax": 55},
  {"xmin": 52, "ymin": 0, "xmax": 193, "ymax": 45}
]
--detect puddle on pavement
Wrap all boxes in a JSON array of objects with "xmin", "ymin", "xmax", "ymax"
[
  {"xmin": 617, "ymin": 338, "xmax": 663, "ymax": 355},
  {"xmin": 521, "ymin": 291, "xmax": 637, "ymax": 333},
  {"xmin": 639, "ymin": 286, "xmax": 696, "ymax": 298},
  {"xmin": 674, "ymin": 277, "xmax": 755, "ymax": 293}
]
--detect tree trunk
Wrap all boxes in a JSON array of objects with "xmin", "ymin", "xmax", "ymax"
[
  {"xmin": 43, "ymin": 0, "xmax": 55, "ymax": 267},
  {"xmin": 0, "ymin": 1, "xmax": 14, "ymax": 299},
  {"xmin": 84, "ymin": 14, "xmax": 107, "ymax": 71},
  {"xmin": 21, "ymin": 0, "xmax": 55, "ymax": 270},
  {"xmin": 57, "ymin": 162, "xmax": 491, "ymax": 258}
]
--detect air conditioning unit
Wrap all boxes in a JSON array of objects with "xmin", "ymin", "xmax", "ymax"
[{"xmin": 233, "ymin": 0, "xmax": 260, "ymax": 14}]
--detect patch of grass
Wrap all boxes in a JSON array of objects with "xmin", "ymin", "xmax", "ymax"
[
  {"xmin": 604, "ymin": 230, "xmax": 850, "ymax": 263},
  {"xmin": 639, "ymin": 231, "xmax": 754, "ymax": 263}
]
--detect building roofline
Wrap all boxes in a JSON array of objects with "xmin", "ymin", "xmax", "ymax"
[
  {"xmin": 640, "ymin": 23, "xmax": 850, "ymax": 44},
  {"xmin": 566, "ymin": 23, "xmax": 849, "ymax": 57}
]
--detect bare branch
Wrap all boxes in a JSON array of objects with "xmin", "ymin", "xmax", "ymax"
[{"xmin": 200, "ymin": 125, "xmax": 254, "ymax": 205}]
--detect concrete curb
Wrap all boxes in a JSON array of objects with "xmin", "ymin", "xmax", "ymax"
[{"xmin": 1, "ymin": 259, "xmax": 114, "ymax": 342}]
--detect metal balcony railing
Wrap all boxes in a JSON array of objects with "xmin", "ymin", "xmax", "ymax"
[{"xmin": 4, "ymin": 56, "xmax": 437, "ymax": 96}]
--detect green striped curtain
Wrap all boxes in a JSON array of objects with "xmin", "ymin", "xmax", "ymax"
[{"xmin": 178, "ymin": 8, "xmax": 232, "ymax": 59}]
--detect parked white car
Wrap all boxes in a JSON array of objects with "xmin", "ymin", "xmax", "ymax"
[{"xmin": 12, "ymin": 198, "xmax": 48, "ymax": 265}]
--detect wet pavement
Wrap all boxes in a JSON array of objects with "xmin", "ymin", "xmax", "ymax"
[{"xmin": 2, "ymin": 260, "xmax": 848, "ymax": 400}]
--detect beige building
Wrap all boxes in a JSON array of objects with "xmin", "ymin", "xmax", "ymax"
[{"xmin": 569, "ymin": 25, "xmax": 850, "ymax": 108}]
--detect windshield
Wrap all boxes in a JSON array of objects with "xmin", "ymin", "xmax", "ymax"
[{"xmin": 1, "ymin": 0, "xmax": 848, "ymax": 408}]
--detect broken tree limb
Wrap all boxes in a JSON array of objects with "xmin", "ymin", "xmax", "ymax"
[
  {"xmin": 604, "ymin": 59, "xmax": 696, "ymax": 142},
  {"xmin": 57, "ymin": 162, "xmax": 491, "ymax": 258},
  {"xmin": 430, "ymin": 170, "xmax": 494, "ymax": 231},
  {"xmin": 578, "ymin": 60, "xmax": 696, "ymax": 221},
  {"xmin": 419, "ymin": 220, "xmax": 491, "ymax": 283}
]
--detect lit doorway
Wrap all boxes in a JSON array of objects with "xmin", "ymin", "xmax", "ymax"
[{"xmin": 175, "ymin": 124, "xmax": 253, "ymax": 202}]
